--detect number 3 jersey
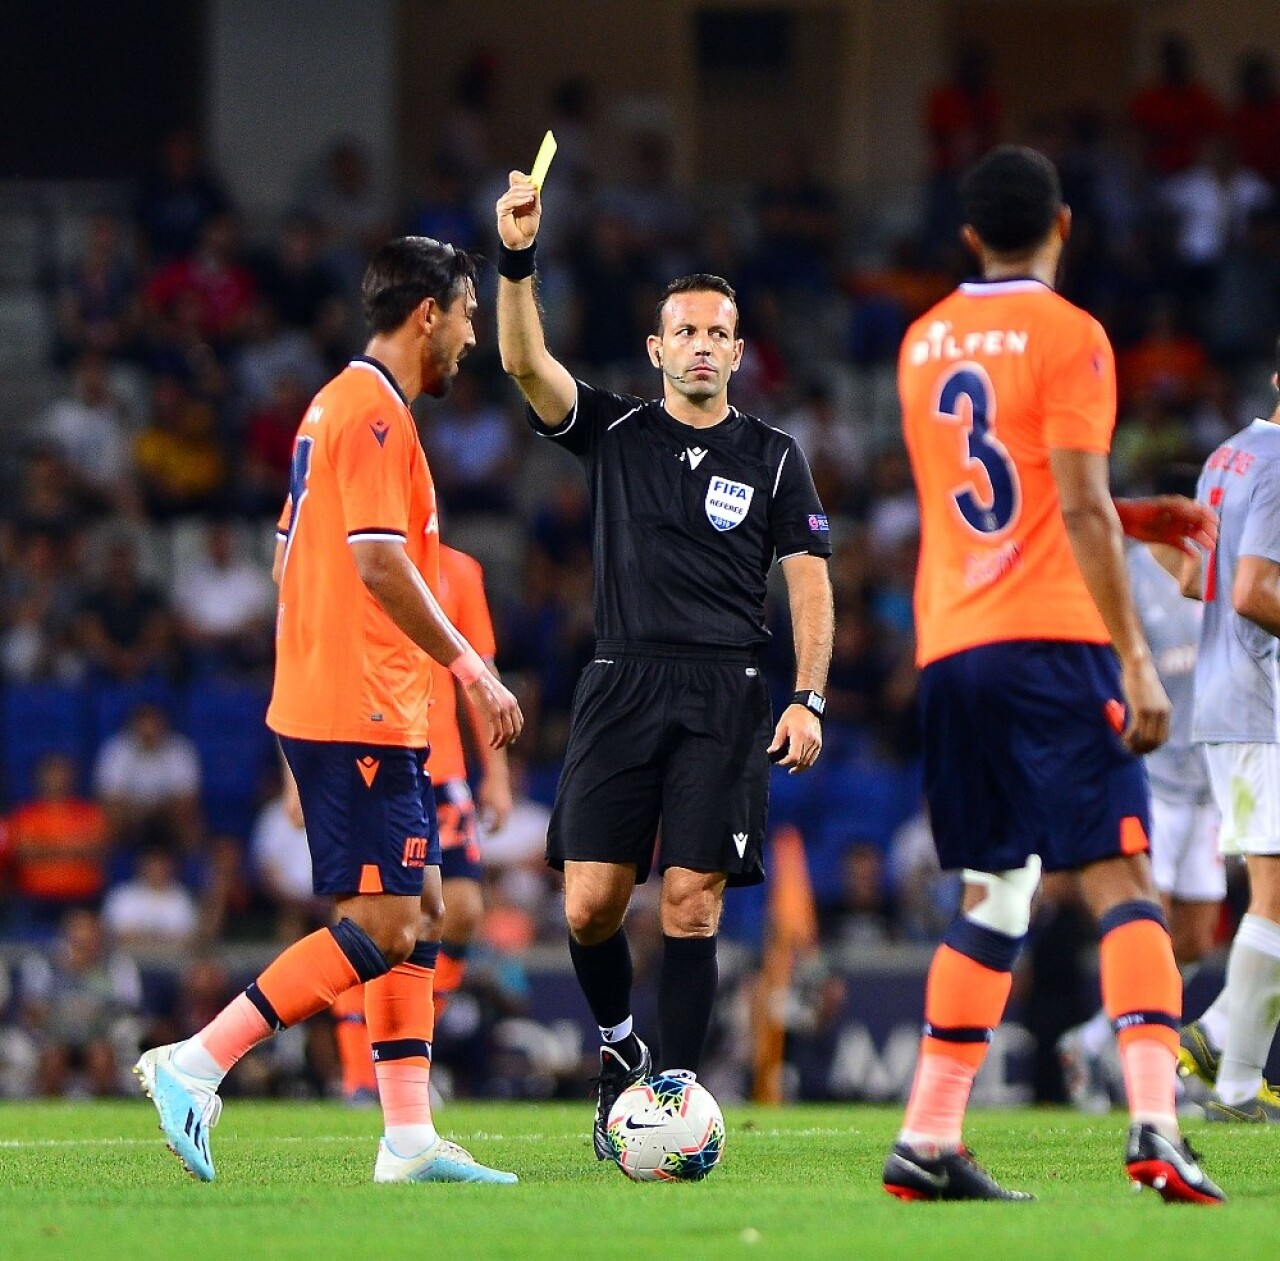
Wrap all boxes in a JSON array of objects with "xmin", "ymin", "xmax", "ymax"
[
  {"xmin": 268, "ymin": 356, "xmax": 441, "ymax": 747},
  {"xmin": 899, "ymin": 278, "xmax": 1115, "ymax": 667}
]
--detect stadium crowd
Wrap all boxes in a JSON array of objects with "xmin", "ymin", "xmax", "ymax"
[{"xmin": 2, "ymin": 35, "xmax": 1279, "ymax": 1100}]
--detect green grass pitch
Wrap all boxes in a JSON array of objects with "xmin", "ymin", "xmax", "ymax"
[{"xmin": 0, "ymin": 1101, "xmax": 1275, "ymax": 1260}]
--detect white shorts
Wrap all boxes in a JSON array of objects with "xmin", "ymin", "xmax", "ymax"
[
  {"xmin": 1203, "ymin": 742, "xmax": 1280, "ymax": 857},
  {"xmin": 1149, "ymin": 793, "xmax": 1225, "ymax": 902}
]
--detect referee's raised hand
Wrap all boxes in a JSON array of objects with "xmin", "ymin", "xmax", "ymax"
[
  {"xmin": 768, "ymin": 704, "xmax": 823, "ymax": 774},
  {"xmin": 496, "ymin": 171, "xmax": 541, "ymax": 251}
]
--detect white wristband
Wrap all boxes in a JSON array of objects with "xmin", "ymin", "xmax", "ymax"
[{"xmin": 449, "ymin": 647, "xmax": 486, "ymax": 686}]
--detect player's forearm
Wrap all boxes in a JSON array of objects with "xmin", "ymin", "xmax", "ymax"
[
  {"xmin": 1061, "ymin": 502, "xmax": 1151, "ymax": 664},
  {"xmin": 1234, "ymin": 562, "xmax": 1280, "ymax": 638},
  {"xmin": 782, "ymin": 556, "xmax": 834, "ymax": 693},
  {"xmin": 497, "ymin": 276, "xmax": 576, "ymax": 424},
  {"xmin": 355, "ymin": 545, "xmax": 479, "ymax": 674}
]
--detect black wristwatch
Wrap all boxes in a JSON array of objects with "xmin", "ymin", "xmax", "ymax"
[{"xmin": 791, "ymin": 690, "xmax": 826, "ymax": 719}]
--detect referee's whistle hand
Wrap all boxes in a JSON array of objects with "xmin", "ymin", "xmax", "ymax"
[
  {"xmin": 769, "ymin": 707, "xmax": 822, "ymax": 774},
  {"xmin": 465, "ymin": 673, "xmax": 524, "ymax": 749}
]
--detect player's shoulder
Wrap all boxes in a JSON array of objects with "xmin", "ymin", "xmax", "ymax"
[
  {"xmin": 438, "ymin": 544, "xmax": 485, "ymax": 588},
  {"xmin": 732, "ymin": 407, "xmax": 799, "ymax": 456},
  {"xmin": 314, "ymin": 360, "xmax": 409, "ymax": 427}
]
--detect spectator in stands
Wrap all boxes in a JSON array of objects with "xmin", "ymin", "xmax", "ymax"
[
  {"xmin": 0, "ymin": 530, "xmax": 85, "ymax": 682},
  {"xmin": 76, "ymin": 537, "xmax": 175, "ymax": 683},
  {"xmin": 16, "ymin": 908, "xmax": 143, "ymax": 1097},
  {"xmin": 755, "ymin": 144, "xmax": 840, "ymax": 292},
  {"xmin": 251, "ymin": 212, "xmax": 344, "ymax": 334},
  {"xmin": 887, "ymin": 811, "xmax": 960, "ymax": 941},
  {"xmin": 570, "ymin": 212, "xmax": 653, "ymax": 369},
  {"xmin": 173, "ymin": 519, "xmax": 274, "ymax": 676},
  {"xmin": 303, "ymin": 136, "xmax": 391, "ymax": 295},
  {"xmin": 250, "ymin": 789, "xmax": 327, "ymax": 942},
  {"xmin": 598, "ymin": 132, "xmax": 697, "ymax": 277},
  {"xmin": 1116, "ymin": 300, "xmax": 1211, "ymax": 409},
  {"xmin": 237, "ymin": 374, "xmax": 310, "ymax": 516},
  {"xmin": 1227, "ymin": 50, "xmax": 1280, "ymax": 189},
  {"xmin": 135, "ymin": 128, "xmax": 233, "ymax": 265},
  {"xmin": 133, "ymin": 372, "xmax": 226, "ymax": 519},
  {"xmin": 1130, "ymin": 33, "xmax": 1223, "ymax": 177},
  {"xmin": 230, "ymin": 297, "xmax": 326, "ymax": 415},
  {"xmin": 94, "ymin": 702, "xmax": 201, "ymax": 850},
  {"xmin": 922, "ymin": 43, "xmax": 1003, "ymax": 260},
  {"xmin": 1205, "ymin": 208, "xmax": 1280, "ymax": 366},
  {"xmin": 43, "ymin": 350, "xmax": 134, "ymax": 515},
  {"xmin": 425, "ymin": 374, "xmax": 519, "ymax": 515},
  {"xmin": 7, "ymin": 447, "xmax": 81, "ymax": 547},
  {"xmin": 55, "ymin": 211, "xmax": 142, "ymax": 365},
  {"xmin": 145, "ymin": 213, "xmax": 257, "ymax": 351},
  {"xmin": 4, "ymin": 754, "xmax": 108, "ymax": 934},
  {"xmin": 529, "ymin": 473, "xmax": 592, "ymax": 571},
  {"xmin": 101, "ymin": 844, "xmax": 199, "ymax": 953},
  {"xmin": 777, "ymin": 381, "xmax": 868, "ymax": 513},
  {"xmin": 405, "ymin": 159, "xmax": 484, "ymax": 254}
]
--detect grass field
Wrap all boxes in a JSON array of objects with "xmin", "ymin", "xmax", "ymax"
[{"xmin": 0, "ymin": 1100, "xmax": 1276, "ymax": 1260}]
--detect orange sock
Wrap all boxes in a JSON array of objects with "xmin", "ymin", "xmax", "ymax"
[
  {"xmin": 1098, "ymin": 903, "xmax": 1181, "ymax": 1130},
  {"xmin": 433, "ymin": 942, "xmax": 469, "ymax": 1019},
  {"xmin": 177, "ymin": 922, "xmax": 387, "ymax": 1082},
  {"xmin": 331, "ymin": 983, "xmax": 376, "ymax": 1097},
  {"xmin": 900, "ymin": 926, "xmax": 1017, "ymax": 1152},
  {"xmin": 365, "ymin": 941, "xmax": 438, "ymax": 1154}
]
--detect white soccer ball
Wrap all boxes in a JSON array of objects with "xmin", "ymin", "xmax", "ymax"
[{"xmin": 605, "ymin": 1073, "xmax": 725, "ymax": 1182}]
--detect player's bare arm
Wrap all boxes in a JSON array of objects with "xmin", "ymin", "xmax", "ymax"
[
  {"xmin": 351, "ymin": 539, "xmax": 522, "ymax": 749},
  {"xmin": 1233, "ymin": 555, "xmax": 1280, "ymax": 638},
  {"xmin": 496, "ymin": 172, "xmax": 576, "ymax": 426},
  {"xmin": 769, "ymin": 554, "xmax": 834, "ymax": 774},
  {"xmin": 1114, "ymin": 495, "xmax": 1217, "ymax": 556},
  {"xmin": 1050, "ymin": 448, "xmax": 1169, "ymax": 754},
  {"xmin": 458, "ymin": 655, "xmax": 515, "ymax": 830},
  {"xmin": 1147, "ymin": 541, "xmax": 1206, "ymax": 599}
]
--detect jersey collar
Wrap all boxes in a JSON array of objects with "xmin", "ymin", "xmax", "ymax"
[
  {"xmin": 957, "ymin": 277, "xmax": 1051, "ymax": 296},
  {"xmin": 657, "ymin": 400, "xmax": 740, "ymax": 437},
  {"xmin": 350, "ymin": 355, "xmax": 410, "ymax": 409}
]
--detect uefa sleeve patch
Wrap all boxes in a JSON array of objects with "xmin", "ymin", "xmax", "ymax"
[{"xmin": 808, "ymin": 514, "xmax": 829, "ymax": 531}]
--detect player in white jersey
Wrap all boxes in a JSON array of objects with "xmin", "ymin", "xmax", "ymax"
[
  {"xmin": 1058, "ymin": 541, "xmax": 1224, "ymax": 1110},
  {"xmin": 1166, "ymin": 363, "xmax": 1280, "ymax": 1121}
]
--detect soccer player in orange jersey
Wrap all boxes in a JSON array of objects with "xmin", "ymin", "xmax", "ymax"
[
  {"xmin": 330, "ymin": 543, "xmax": 513, "ymax": 1101},
  {"xmin": 135, "ymin": 237, "xmax": 523, "ymax": 1185},
  {"xmin": 882, "ymin": 147, "xmax": 1224, "ymax": 1205}
]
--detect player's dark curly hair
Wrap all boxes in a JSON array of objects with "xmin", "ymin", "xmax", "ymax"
[
  {"xmin": 655, "ymin": 273, "xmax": 739, "ymax": 335},
  {"xmin": 961, "ymin": 145, "xmax": 1062, "ymax": 255},
  {"xmin": 361, "ymin": 236, "xmax": 479, "ymax": 333}
]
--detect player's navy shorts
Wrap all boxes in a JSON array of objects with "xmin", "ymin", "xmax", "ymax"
[
  {"xmin": 279, "ymin": 737, "xmax": 441, "ymax": 897},
  {"xmin": 436, "ymin": 778, "xmax": 483, "ymax": 882},
  {"xmin": 547, "ymin": 642, "xmax": 772, "ymax": 886},
  {"xmin": 919, "ymin": 640, "xmax": 1150, "ymax": 874}
]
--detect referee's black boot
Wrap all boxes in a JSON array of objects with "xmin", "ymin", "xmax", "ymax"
[{"xmin": 592, "ymin": 1038, "xmax": 650, "ymax": 1160}]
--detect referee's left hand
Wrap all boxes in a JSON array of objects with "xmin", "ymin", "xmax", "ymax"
[{"xmin": 768, "ymin": 706, "xmax": 822, "ymax": 774}]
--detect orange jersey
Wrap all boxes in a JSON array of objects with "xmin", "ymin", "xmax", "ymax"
[
  {"xmin": 425, "ymin": 546, "xmax": 497, "ymax": 785},
  {"xmin": 267, "ymin": 356, "xmax": 441, "ymax": 746},
  {"xmin": 899, "ymin": 279, "xmax": 1115, "ymax": 667}
]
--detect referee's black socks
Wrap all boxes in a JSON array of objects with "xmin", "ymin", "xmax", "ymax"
[
  {"xmin": 659, "ymin": 934, "xmax": 718, "ymax": 1073},
  {"xmin": 568, "ymin": 928, "xmax": 644, "ymax": 1061}
]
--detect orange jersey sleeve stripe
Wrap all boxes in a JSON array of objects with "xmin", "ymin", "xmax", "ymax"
[
  {"xmin": 426, "ymin": 546, "xmax": 497, "ymax": 785},
  {"xmin": 267, "ymin": 358, "xmax": 442, "ymax": 746},
  {"xmin": 900, "ymin": 281, "xmax": 1114, "ymax": 666}
]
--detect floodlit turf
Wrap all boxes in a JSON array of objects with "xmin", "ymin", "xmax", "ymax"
[{"xmin": 0, "ymin": 1101, "xmax": 1276, "ymax": 1260}]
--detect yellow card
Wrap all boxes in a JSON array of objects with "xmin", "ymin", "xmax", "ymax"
[{"xmin": 530, "ymin": 130, "xmax": 558, "ymax": 190}]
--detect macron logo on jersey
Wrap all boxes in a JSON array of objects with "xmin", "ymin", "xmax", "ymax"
[
  {"xmin": 705, "ymin": 477, "xmax": 754, "ymax": 532},
  {"xmin": 370, "ymin": 418, "xmax": 390, "ymax": 447},
  {"xmin": 682, "ymin": 446, "xmax": 708, "ymax": 470}
]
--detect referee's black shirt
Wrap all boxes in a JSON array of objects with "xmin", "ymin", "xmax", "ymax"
[{"xmin": 528, "ymin": 381, "xmax": 832, "ymax": 651}]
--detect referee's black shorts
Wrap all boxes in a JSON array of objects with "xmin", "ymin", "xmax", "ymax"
[{"xmin": 546, "ymin": 641, "xmax": 772, "ymax": 886}]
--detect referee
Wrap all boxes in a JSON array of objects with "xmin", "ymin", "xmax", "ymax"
[{"xmin": 496, "ymin": 172, "xmax": 834, "ymax": 1159}]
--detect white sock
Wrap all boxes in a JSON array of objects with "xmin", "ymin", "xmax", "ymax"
[
  {"xmin": 1216, "ymin": 914, "xmax": 1280, "ymax": 1104},
  {"xmin": 601, "ymin": 1016, "xmax": 634, "ymax": 1045},
  {"xmin": 171, "ymin": 1037, "xmax": 224, "ymax": 1086},
  {"xmin": 1198, "ymin": 991, "xmax": 1230, "ymax": 1050},
  {"xmin": 1077, "ymin": 1008, "xmax": 1114, "ymax": 1058},
  {"xmin": 385, "ymin": 1123, "xmax": 440, "ymax": 1158}
]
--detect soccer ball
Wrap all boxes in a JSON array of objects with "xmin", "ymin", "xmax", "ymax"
[{"xmin": 605, "ymin": 1073, "xmax": 725, "ymax": 1182}]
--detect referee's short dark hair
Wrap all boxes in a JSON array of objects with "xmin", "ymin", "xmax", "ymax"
[
  {"xmin": 961, "ymin": 145, "xmax": 1062, "ymax": 255},
  {"xmin": 655, "ymin": 274, "xmax": 739, "ymax": 336},
  {"xmin": 362, "ymin": 236, "xmax": 479, "ymax": 334}
]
